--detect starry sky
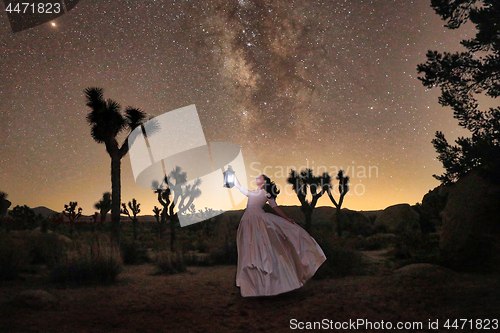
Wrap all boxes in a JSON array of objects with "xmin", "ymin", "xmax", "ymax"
[{"xmin": 0, "ymin": 0, "xmax": 477, "ymax": 217}]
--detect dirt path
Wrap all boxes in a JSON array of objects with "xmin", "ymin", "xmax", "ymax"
[
  {"xmin": 0, "ymin": 254, "xmax": 498, "ymax": 333},
  {"xmin": 358, "ymin": 248, "xmax": 394, "ymax": 275}
]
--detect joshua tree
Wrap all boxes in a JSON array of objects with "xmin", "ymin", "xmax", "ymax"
[
  {"xmin": 85, "ymin": 87, "xmax": 159, "ymax": 244},
  {"xmin": 153, "ymin": 166, "xmax": 202, "ymax": 251},
  {"xmin": 94, "ymin": 192, "xmax": 112, "ymax": 225},
  {"xmin": 326, "ymin": 170, "xmax": 350, "ymax": 236},
  {"xmin": 286, "ymin": 168, "xmax": 331, "ymax": 233},
  {"xmin": 63, "ymin": 201, "xmax": 82, "ymax": 235},
  {"xmin": 155, "ymin": 187, "xmax": 174, "ymax": 248},
  {"xmin": 200, "ymin": 207, "xmax": 217, "ymax": 237},
  {"xmin": 152, "ymin": 206, "xmax": 164, "ymax": 238},
  {"xmin": 90, "ymin": 212, "xmax": 99, "ymax": 232},
  {"xmin": 121, "ymin": 198, "xmax": 141, "ymax": 241}
]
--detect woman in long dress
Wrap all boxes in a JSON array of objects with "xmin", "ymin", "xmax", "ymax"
[{"xmin": 233, "ymin": 173, "xmax": 326, "ymax": 297}]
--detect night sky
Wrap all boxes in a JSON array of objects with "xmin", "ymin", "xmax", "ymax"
[{"xmin": 1, "ymin": 0, "xmax": 477, "ymax": 217}]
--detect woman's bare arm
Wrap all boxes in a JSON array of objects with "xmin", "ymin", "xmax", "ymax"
[
  {"xmin": 268, "ymin": 198, "xmax": 295, "ymax": 224},
  {"xmin": 233, "ymin": 174, "xmax": 241, "ymax": 188},
  {"xmin": 233, "ymin": 174, "xmax": 248, "ymax": 196},
  {"xmin": 273, "ymin": 206, "xmax": 295, "ymax": 224}
]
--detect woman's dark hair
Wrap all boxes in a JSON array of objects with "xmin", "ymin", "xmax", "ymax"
[{"xmin": 262, "ymin": 174, "xmax": 280, "ymax": 200}]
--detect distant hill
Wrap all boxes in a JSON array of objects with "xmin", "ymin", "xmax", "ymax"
[
  {"xmin": 33, "ymin": 206, "xmax": 60, "ymax": 217},
  {"xmin": 6, "ymin": 206, "xmax": 131, "ymax": 222},
  {"xmin": 5, "ymin": 206, "xmax": 60, "ymax": 218},
  {"xmin": 5, "ymin": 205, "xmax": 386, "ymax": 224},
  {"xmin": 88, "ymin": 206, "xmax": 386, "ymax": 224}
]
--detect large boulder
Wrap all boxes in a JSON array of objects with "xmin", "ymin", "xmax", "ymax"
[
  {"xmin": 17, "ymin": 290, "xmax": 58, "ymax": 309},
  {"xmin": 331, "ymin": 209, "xmax": 374, "ymax": 236},
  {"xmin": 374, "ymin": 204, "xmax": 420, "ymax": 234},
  {"xmin": 420, "ymin": 185, "xmax": 451, "ymax": 226},
  {"xmin": 393, "ymin": 263, "xmax": 456, "ymax": 279},
  {"xmin": 439, "ymin": 169, "xmax": 500, "ymax": 272}
]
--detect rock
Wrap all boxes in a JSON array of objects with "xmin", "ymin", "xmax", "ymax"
[
  {"xmin": 374, "ymin": 204, "xmax": 420, "ymax": 234},
  {"xmin": 393, "ymin": 263, "xmax": 456, "ymax": 278},
  {"xmin": 331, "ymin": 209, "xmax": 374, "ymax": 236},
  {"xmin": 439, "ymin": 169, "xmax": 500, "ymax": 272},
  {"xmin": 18, "ymin": 290, "xmax": 58, "ymax": 309},
  {"xmin": 421, "ymin": 185, "xmax": 451, "ymax": 223}
]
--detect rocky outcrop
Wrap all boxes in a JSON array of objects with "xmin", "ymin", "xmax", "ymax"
[
  {"xmin": 331, "ymin": 209, "xmax": 374, "ymax": 236},
  {"xmin": 374, "ymin": 204, "xmax": 420, "ymax": 234},
  {"xmin": 439, "ymin": 170, "xmax": 500, "ymax": 272}
]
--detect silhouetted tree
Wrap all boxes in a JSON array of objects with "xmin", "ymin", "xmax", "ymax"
[
  {"xmin": 0, "ymin": 191, "xmax": 11, "ymax": 230},
  {"xmin": 85, "ymin": 87, "xmax": 159, "ymax": 244},
  {"xmin": 90, "ymin": 212, "xmax": 99, "ymax": 232},
  {"xmin": 121, "ymin": 198, "xmax": 141, "ymax": 241},
  {"xmin": 63, "ymin": 201, "xmax": 82, "ymax": 235},
  {"xmin": 287, "ymin": 168, "xmax": 331, "ymax": 233},
  {"xmin": 48, "ymin": 213, "xmax": 64, "ymax": 232},
  {"xmin": 94, "ymin": 192, "xmax": 112, "ymax": 225},
  {"xmin": 202, "ymin": 208, "xmax": 214, "ymax": 237},
  {"xmin": 417, "ymin": 0, "xmax": 500, "ymax": 185},
  {"xmin": 0, "ymin": 191, "xmax": 11, "ymax": 217},
  {"xmin": 155, "ymin": 187, "xmax": 174, "ymax": 248},
  {"xmin": 153, "ymin": 166, "xmax": 201, "ymax": 251},
  {"xmin": 8, "ymin": 205, "xmax": 41, "ymax": 230},
  {"xmin": 326, "ymin": 170, "xmax": 350, "ymax": 236},
  {"xmin": 152, "ymin": 206, "xmax": 164, "ymax": 238}
]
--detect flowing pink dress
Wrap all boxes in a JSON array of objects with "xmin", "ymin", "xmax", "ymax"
[{"xmin": 235, "ymin": 187, "xmax": 327, "ymax": 297}]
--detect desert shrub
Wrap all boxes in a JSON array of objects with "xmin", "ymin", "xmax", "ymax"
[
  {"xmin": 177, "ymin": 232, "xmax": 199, "ymax": 252},
  {"xmin": 154, "ymin": 250, "xmax": 186, "ymax": 275},
  {"xmin": 390, "ymin": 231, "xmax": 441, "ymax": 268},
  {"xmin": 182, "ymin": 251, "xmax": 211, "ymax": 266},
  {"xmin": 120, "ymin": 239, "xmax": 150, "ymax": 265},
  {"xmin": 355, "ymin": 233, "xmax": 397, "ymax": 251},
  {"xmin": 26, "ymin": 232, "xmax": 68, "ymax": 268},
  {"xmin": 0, "ymin": 234, "xmax": 30, "ymax": 280},
  {"xmin": 313, "ymin": 236, "xmax": 363, "ymax": 280},
  {"xmin": 208, "ymin": 240, "xmax": 238, "ymax": 266},
  {"xmin": 50, "ymin": 234, "xmax": 122, "ymax": 285}
]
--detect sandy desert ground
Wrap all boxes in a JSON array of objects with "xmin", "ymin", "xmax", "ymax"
[{"xmin": 1, "ymin": 249, "xmax": 499, "ymax": 333}]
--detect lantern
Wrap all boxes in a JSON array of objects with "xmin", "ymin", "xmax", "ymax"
[{"xmin": 223, "ymin": 165, "xmax": 235, "ymax": 188}]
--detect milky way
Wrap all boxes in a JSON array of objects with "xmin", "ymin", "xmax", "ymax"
[{"xmin": 0, "ymin": 0, "xmax": 477, "ymax": 215}]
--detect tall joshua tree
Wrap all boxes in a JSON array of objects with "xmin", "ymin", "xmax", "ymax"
[
  {"xmin": 94, "ymin": 192, "xmax": 112, "ymax": 225},
  {"xmin": 85, "ymin": 87, "xmax": 157, "ymax": 244},
  {"xmin": 326, "ymin": 170, "xmax": 350, "ymax": 236},
  {"xmin": 287, "ymin": 168, "xmax": 331, "ymax": 233},
  {"xmin": 121, "ymin": 198, "xmax": 141, "ymax": 241}
]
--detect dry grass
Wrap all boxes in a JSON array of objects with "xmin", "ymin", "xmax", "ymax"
[
  {"xmin": 0, "ymin": 253, "xmax": 498, "ymax": 333},
  {"xmin": 50, "ymin": 234, "xmax": 123, "ymax": 285}
]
